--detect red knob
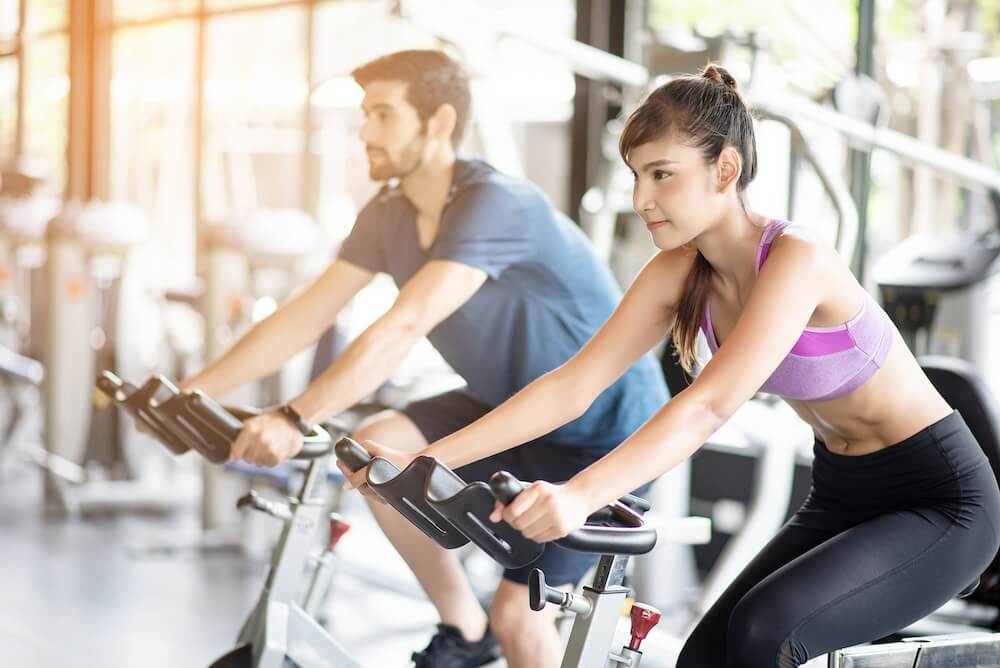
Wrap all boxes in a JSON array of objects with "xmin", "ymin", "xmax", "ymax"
[
  {"xmin": 328, "ymin": 513, "xmax": 351, "ymax": 551},
  {"xmin": 628, "ymin": 603, "xmax": 662, "ymax": 651}
]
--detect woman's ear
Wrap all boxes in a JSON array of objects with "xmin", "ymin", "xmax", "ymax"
[{"xmin": 717, "ymin": 146, "xmax": 742, "ymax": 192}]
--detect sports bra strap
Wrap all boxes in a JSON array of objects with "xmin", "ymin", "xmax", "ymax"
[{"xmin": 755, "ymin": 220, "xmax": 791, "ymax": 274}]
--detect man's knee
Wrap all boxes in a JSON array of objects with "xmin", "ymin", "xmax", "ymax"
[
  {"xmin": 489, "ymin": 582, "xmax": 555, "ymax": 649},
  {"xmin": 489, "ymin": 598, "xmax": 535, "ymax": 650}
]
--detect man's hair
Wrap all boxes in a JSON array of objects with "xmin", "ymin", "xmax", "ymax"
[{"xmin": 352, "ymin": 49, "xmax": 472, "ymax": 148}]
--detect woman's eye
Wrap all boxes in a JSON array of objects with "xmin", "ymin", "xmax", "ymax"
[{"xmin": 653, "ymin": 170, "xmax": 671, "ymax": 180}]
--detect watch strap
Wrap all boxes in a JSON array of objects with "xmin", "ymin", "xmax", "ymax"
[{"xmin": 278, "ymin": 403, "xmax": 311, "ymax": 436}]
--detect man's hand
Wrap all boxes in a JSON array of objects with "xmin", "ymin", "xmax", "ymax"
[
  {"xmin": 337, "ymin": 440, "xmax": 421, "ymax": 503},
  {"xmin": 489, "ymin": 480, "xmax": 591, "ymax": 543},
  {"xmin": 229, "ymin": 412, "xmax": 305, "ymax": 467}
]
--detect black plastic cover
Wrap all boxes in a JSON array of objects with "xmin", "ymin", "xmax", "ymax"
[
  {"xmin": 98, "ymin": 372, "xmax": 332, "ymax": 463},
  {"xmin": 426, "ymin": 462, "xmax": 544, "ymax": 569},
  {"xmin": 96, "ymin": 372, "xmax": 191, "ymax": 455},
  {"xmin": 365, "ymin": 456, "xmax": 470, "ymax": 549}
]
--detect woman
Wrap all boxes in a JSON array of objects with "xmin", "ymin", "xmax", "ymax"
[{"xmin": 347, "ymin": 65, "xmax": 1000, "ymax": 667}]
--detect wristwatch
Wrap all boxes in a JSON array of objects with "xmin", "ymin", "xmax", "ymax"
[{"xmin": 277, "ymin": 403, "xmax": 312, "ymax": 436}]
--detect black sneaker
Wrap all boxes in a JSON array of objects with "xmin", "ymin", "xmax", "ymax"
[{"xmin": 411, "ymin": 623, "xmax": 501, "ymax": 668}]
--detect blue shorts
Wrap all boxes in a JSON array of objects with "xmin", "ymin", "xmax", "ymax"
[{"xmin": 402, "ymin": 388, "xmax": 650, "ymax": 587}]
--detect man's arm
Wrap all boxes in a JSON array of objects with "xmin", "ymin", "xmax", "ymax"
[
  {"xmin": 287, "ymin": 260, "xmax": 488, "ymax": 425},
  {"xmin": 183, "ymin": 258, "xmax": 374, "ymax": 397}
]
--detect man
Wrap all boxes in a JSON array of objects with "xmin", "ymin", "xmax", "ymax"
[{"xmin": 183, "ymin": 49, "xmax": 667, "ymax": 668}]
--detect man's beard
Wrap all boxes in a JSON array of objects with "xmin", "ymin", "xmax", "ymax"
[{"xmin": 367, "ymin": 136, "xmax": 427, "ymax": 181}]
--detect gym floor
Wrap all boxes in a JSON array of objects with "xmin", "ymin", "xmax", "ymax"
[
  {"xmin": 0, "ymin": 463, "xmax": 488, "ymax": 668},
  {"xmin": 1, "ymin": 462, "xmax": 844, "ymax": 668}
]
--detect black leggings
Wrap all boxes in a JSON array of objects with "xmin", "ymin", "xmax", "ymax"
[{"xmin": 677, "ymin": 411, "xmax": 1000, "ymax": 668}]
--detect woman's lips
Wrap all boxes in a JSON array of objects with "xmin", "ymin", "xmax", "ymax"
[{"xmin": 646, "ymin": 220, "xmax": 669, "ymax": 230}]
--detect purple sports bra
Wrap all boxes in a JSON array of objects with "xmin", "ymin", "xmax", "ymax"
[{"xmin": 700, "ymin": 220, "xmax": 894, "ymax": 402}]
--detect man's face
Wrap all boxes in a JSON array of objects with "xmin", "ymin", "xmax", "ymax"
[{"xmin": 359, "ymin": 80, "xmax": 428, "ymax": 181}]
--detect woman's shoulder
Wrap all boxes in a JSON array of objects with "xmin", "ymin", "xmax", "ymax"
[
  {"xmin": 767, "ymin": 218, "xmax": 841, "ymax": 269},
  {"xmin": 629, "ymin": 246, "xmax": 701, "ymax": 306},
  {"xmin": 761, "ymin": 218, "xmax": 856, "ymax": 311},
  {"xmin": 769, "ymin": 216, "xmax": 837, "ymax": 246}
]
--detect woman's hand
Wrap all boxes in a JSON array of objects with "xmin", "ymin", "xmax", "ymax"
[
  {"xmin": 489, "ymin": 480, "xmax": 592, "ymax": 543},
  {"xmin": 336, "ymin": 440, "xmax": 420, "ymax": 503}
]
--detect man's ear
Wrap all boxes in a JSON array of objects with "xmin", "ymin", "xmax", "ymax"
[
  {"xmin": 427, "ymin": 104, "xmax": 458, "ymax": 144},
  {"xmin": 717, "ymin": 146, "xmax": 742, "ymax": 192}
]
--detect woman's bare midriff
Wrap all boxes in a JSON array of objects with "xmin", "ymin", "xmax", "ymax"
[{"xmin": 784, "ymin": 330, "xmax": 953, "ymax": 456}]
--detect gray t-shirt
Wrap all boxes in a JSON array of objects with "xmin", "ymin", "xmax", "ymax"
[{"xmin": 339, "ymin": 159, "xmax": 667, "ymax": 450}]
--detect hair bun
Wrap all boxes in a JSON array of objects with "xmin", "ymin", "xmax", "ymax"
[{"xmin": 702, "ymin": 64, "xmax": 738, "ymax": 92}]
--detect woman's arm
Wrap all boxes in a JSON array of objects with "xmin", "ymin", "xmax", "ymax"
[
  {"xmin": 571, "ymin": 234, "xmax": 829, "ymax": 507},
  {"xmin": 500, "ymin": 234, "xmax": 835, "ymax": 541},
  {"xmin": 424, "ymin": 249, "xmax": 693, "ymax": 469}
]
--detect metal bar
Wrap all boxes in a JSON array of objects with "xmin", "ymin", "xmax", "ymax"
[
  {"xmin": 502, "ymin": 22, "xmax": 648, "ymax": 88},
  {"xmin": 302, "ymin": 0, "xmax": 315, "ymax": 218},
  {"xmin": 828, "ymin": 632, "xmax": 1000, "ymax": 666},
  {"xmin": 855, "ymin": 0, "xmax": 875, "ymax": 75},
  {"xmin": 562, "ymin": 587, "xmax": 629, "ymax": 668},
  {"xmin": 399, "ymin": 0, "xmax": 648, "ymax": 87},
  {"xmin": 570, "ymin": 0, "xmax": 598, "ymax": 220},
  {"xmin": 847, "ymin": 0, "xmax": 876, "ymax": 279},
  {"xmin": 14, "ymin": 0, "xmax": 25, "ymax": 157},
  {"xmin": 193, "ymin": 0, "xmax": 210, "ymax": 531},
  {"xmin": 193, "ymin": 0, "xmax": 205, "ymax": 267},
  {"xmin": 287, "ymin": 604, "xmax": 362, "ymax": 668},
  {"xmin": 570, "ymin": 0, "xmax": 629, "ymax": 222},
  {"xmin": 67, "ymin": 0, "xmax": 94, "ymax": 199},
  {"xmin": 787, "ymin": 138, "xmax": 800, "ymax": 220},
  {"xmin": 27, "ymin": 27, "xmax": 69, "ymax": 39},
  {"xmin": 752, "ymin": 88, "xmax": 1000, "ymax": 194},
  {"xmin": 756, "ymin": 108, "xmax": 860, "ymax": 259},
  {"xmin": 106, "ymin": 0, "xmax": 327, "ymax": 31},
  {"xmin": 91, "ymin": 0, "xmax": 113, "ymax": 200}
]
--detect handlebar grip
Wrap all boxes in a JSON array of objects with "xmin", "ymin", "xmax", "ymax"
[
  {"xmin": 189, "ymin": 392, "xmax": 334, "ymax": 463},
  {"xmin": 97, "ymin": 372, "xmax": 192, "ymax": 455},
  {"xmin": 96, "ymin": 370, "xmax": 125, "ymax": 399},
  {"xmin": 489, "ymin": 470, "xmax": 524, "ymax": 505},
  {"xmin": 230, "ymin": 405, "xmax": 331, "ymax": 460},
  {"xmin": 490, "ymin": 471, "xmax": 657, "ymax": 556},
  {"xmin": 620, "ymin": 493, "xmax": 651, "ymax": 514},
  {"xmin": 186, "ymin": 390, "xmax": 243, "ymax": 441},
  {"xmin": 335, "ymin": 437, "xmax": 373, "ymax": 472},
  {"xmin": 97, "ymin": 370, "xmax": 151, "ymax": 404}
]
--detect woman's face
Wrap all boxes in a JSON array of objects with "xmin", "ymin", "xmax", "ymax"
[{"xmin": 627, "ymin": 135, "xmax": 721, "ymax": 251}]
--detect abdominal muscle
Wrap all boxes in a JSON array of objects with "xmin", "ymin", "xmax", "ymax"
[{"xmin": 784, "ymin": 329, "xmax": 953, "ymax": 455}]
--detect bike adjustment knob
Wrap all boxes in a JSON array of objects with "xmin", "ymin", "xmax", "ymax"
[{"xmin": 628, "ymin": 603, "xmax": 662, "ymax": 651}]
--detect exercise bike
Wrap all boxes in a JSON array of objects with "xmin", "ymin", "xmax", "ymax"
[
  {"xmin": 97, "ymin": 371, "xmax": 360, "ymax": 668},
  {"xmin": 335, "ymin": 438, "xmax": 665, "ymax": 668}
]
